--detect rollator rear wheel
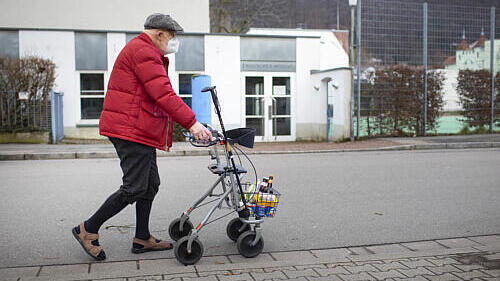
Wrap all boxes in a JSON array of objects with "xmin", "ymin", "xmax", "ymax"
[
  {"xmin": 174, "ymin": 236, "xmax": 204, "ymax": 265},
  {"xmin": 226, "ymin": 217, "xmax": 250, "ymax": 242},
  {"xmin": 237, "ymin": 231, "xmax": 264, "ymax": 258},
  {"xmin": 169, "ymin": 218, "xmax": 193, "ymax": 241}
]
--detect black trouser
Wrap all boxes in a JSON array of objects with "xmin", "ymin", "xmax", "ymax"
[
  {"xmin": 111, "ymin": 137, "xmax": 160, "ymax": 203},
  {"xmin": 85, "ymin": 137, "xmax": 161, "ymax": 239}
]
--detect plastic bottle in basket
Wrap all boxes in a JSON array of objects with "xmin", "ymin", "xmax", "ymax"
[{"xmin": 255, "ymin": 192, "xmax": 278, "ymax": 217}]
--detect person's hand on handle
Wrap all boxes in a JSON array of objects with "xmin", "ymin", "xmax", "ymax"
[{"xmin": 189, "ymin": 121, "xmax": 213, "ymax": 142}]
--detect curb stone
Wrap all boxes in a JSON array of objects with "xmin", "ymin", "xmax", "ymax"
[{"xmin": 1, "ymin": 142, "xmax": 499, "ymax": 161}]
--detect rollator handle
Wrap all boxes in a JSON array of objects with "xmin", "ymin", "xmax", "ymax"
[{"xmin": 201, "ymin": 86, "xmax": 216, "ymax": 93}]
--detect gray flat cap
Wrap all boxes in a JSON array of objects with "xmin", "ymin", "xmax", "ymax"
[{"xmin": 144, "ymin": 13, "xmax": 184, "ymax": 33}]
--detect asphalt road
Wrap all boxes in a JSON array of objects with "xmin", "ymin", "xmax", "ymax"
[{"xmin": 0, "ymin": 148, "xmax": 499, "ymax": 268}]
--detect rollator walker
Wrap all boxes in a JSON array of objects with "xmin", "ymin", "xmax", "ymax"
[{"xmin": 168, "ymin": 86, "xmax": 280, "ymax": 265}]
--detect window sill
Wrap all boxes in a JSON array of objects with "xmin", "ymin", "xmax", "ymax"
[{"xmin": 76, "ymin": 120, "xmax": 99, "ymax": 127}]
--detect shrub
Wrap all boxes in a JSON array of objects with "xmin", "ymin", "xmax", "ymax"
[
  {"xmin": 457, "ymin": 70, "xmax": 499, "ymax": 128},
  {"xmin": 0, "ymin": 56, "xmax": 56, "ymax": 132},
  {"xmin": 363, "ymin": 64, "xmax": 445, "ymax": 136}
]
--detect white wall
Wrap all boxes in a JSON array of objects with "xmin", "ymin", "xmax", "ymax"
[
  {"xmin": 204, "ymin": 35, "xmax": 241, "ymax": 129},
  {"xmin": 319, "ymin": 32, "xmax": 348, "ymax": 70},
  {"xmin": 107, "ymin": 33, "xmax": 126, "ymax": 76},
  {"xmin": 296, "ymin": 38, "xmax": 321, "ymax": 125},
  {"xmin": 0, "ymin": 0, "xmax": 209, "ymax": 33},
  {"xmin": 310, "ymin": 68, "xmax": 352, "ymax": 141},
  {"xmin": 247, "ymin": 28, "xmax": 349, "ymax": 70},
  {"xmin": 18, "ymin": 30, "xmax": 76, "ymax": 127}
]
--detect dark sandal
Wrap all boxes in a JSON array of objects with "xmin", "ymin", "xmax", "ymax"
[
  {"xmin": 72, "ymin": 222, "xmax": 106, "ymax": 261},
  {"xmin": 131, "ymin": 235, "xmax": 173, "ymax": 253}
]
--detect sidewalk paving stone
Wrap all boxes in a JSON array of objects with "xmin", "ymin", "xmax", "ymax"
[
  {"xmin": 217, "ymin": 272, "xmax": 254, "ymax": 281},
  {"xmin": 308, "ymin": 276, "xmax": 344, "ymax": 281},
  {"xmin": 425, "ymin": 265, "xmax": 463, "ymax": 275},
  {"xmin": 163, "ymin": 273, "xmax": 198, "ymax": 280},
  {"xmin": 451, "ymin": 270, "xmax": 492, "ymax": 280},
  {"xmin": 90, "ymin": 261, "xmax": 137, "ymax": 274},
  {"xmin": 280, "ymin": 277, "xmax": 308, "ymax": 281},
  {"xmin": 183, "ymin": 275, "xmax": 218, "ymax": 281},
  {"xmin": 250, "ymin": 270, "xmax": 288, "ymax": 281},
  {"xmin": 435, "ymin": 238, "xmax": 483, "ymax": 249},
  {"xmin": 263, "ymin": 266, "xmax": 296, "ymax": 272},
  {"xmin": 337, "ymin": 272, "xmax": 375, "ymax": 281},
  {"xmin": 198, "ymin": 270, "xmax": 231, "ymax": 277},
  {"xmin": 425, "ymin": 257, "xmax": 461, "ymax": 266},
  {"xmin": 481, "ymin": 269, "xmax": 500, "ymax": 277},
  {"xmin": 282, "ymin": 268, "xmax": 319, "ymax": 279},
  {"xmin": 314, "ymin": 265, "xmax": 351, "ymax": 276},
  {"xmin": 393, "ymin": 277, "xmax": 428, "ymax": 281},
  {"xmin": 366, "ymin": 244, "xmax": 412, "ymax": 254},
  {"xmin": 402, "ymin": 241, "xmax": 447, "ymax": 252},
  {"xmin": 348, "ymin": 247, "xmax": 374, "ymax": 255},
  {"xmin": 293, "ymin": 264, "xmax": 327, "ymax": 270},
  {"xmin": 423, "ymin": 273, "xmax": 462, "ymax": 281},
  {"xmin": 311, "ymin": 248, "xmax": 351, "ymax": 259},
  {"xmin": 0, "ymin": 266, "xmax": 40, "ymax": 278},
  {"xmin": 397, "ymin": 267, "xmax": 435, "ymax": 278},
  {"xmin": 127, "ymin": 276, "xmax": 162, "ymax": 281},
  {"xmin": 270, "ymin": 251, "xmax": 318, "ymax": 263},
  {"xmin": 368, "ymin": 269, "xmax": 406, "ymax": 280},
  {"xmin": 467, "ymin": 235, "xmax": 500, "ymax": 246},
  {"xmin": 483, "ymin": 253, "xmax": 500, "ymax": 260},
  {"xmin": 372, "ymin": 261, "xmax": 407, "ymax": 271},
  {"xmin": 138, "ymin": 259, "xmax": 195, "ymax": 275},
  {"xmin": 227, "ymin": 253, "xmax": 275, "ymax": 264},
  {"xmin": 452, "ymin": 264, "xmax": 486, "ymax": 271},
  {"xmin": 39, "ymin": 263, "xmax": 88, "ymax": 276},
  {"xmin": 343, "ymin": 264, "xmax": 379, "ymax": 274},
  {"xmin": 400, "ymin": 259, "xmax": 435, "ymax": 268}
]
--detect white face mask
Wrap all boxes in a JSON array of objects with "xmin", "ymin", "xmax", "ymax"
[{"xmin": 166, "ymin": 37, "xmax": 180, "ymax": 54}]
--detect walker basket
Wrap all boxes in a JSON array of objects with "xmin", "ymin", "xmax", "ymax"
[
  {"xmin": 240, "ymin": 183, "xmax": 281, "ymax": 218},
  {"xmin": 226, "ymin": 128, "xmax": 255, "ymax": 148}
]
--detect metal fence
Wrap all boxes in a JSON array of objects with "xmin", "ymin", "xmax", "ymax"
[
  {"xmin": 354, "ymin": 0, "xmax": 500, "ymax": 137},
  {"xmin": 0, "ymin": 90, "xmax": 65, "ymax": 143},
  {"xmin": 0, "ymin": 91, "xmax": 51, "ymax": 132}
]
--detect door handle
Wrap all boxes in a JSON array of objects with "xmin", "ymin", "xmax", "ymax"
[{"xmin": 268, "ymin": 105, "xmax": 272, "ymax": 119}]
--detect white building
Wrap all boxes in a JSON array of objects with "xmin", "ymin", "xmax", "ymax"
[{"xmin": 0, "ymin": 0, "xmax": 351, "ymax": 142}]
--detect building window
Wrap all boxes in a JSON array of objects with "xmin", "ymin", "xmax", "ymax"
[
  {"xmin": 178, "ymin": 74, "xmax": 194, "ymax": 108},
  {"xmin": 0, "ymin": 30, "xmax": 19, "ymax": 58},
  {"xmin": 80, "ymin": 73, "xmax": 105, "ymax": 119}
]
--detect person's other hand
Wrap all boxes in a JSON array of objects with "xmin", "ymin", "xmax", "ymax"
[{"xmin": 189, "ymin": 121, "xmax": 213, "ymax": 142}]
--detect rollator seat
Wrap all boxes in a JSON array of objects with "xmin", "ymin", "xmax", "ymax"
[{"xmin": 208, "ymin": 163, "xmax": 247, "ymax": 175}]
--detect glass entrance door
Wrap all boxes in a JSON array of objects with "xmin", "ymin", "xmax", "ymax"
[{"xmin": 244, "ymin": 73, "xmax": 295, "ymax": 141}]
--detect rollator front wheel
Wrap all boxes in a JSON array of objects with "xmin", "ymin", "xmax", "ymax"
[
  {"xmin": 237, "ymin": 231, "xmax": 264, "ymax": 258},
  {"xmin": 226, "ymin": 217, "xmax": 250, "ymax": 242},
  {"xmin": 168, "ymin": 218, "xmax": 193, "ymax": 241},
  {"xmin": 174, "ymin": 236, "xmax": 204, "ymax": 265}
]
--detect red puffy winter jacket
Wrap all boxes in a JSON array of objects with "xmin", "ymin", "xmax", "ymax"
[{"xmin": 99, "ymin": 32, "xmax": 196, "ymax": 150}]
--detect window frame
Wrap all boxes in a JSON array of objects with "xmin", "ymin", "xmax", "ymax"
[
  {"xmin": 177, "ymin": 71, "xmax": 204, "ymax": 109},
  {"xmin": 77, "ymin": 70, "xmax": 108, "ymax": 124}
]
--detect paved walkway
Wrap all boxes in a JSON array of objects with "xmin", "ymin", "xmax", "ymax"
[
  {"xmin": 1, "ymin": 235, "xmax": 498, "ymax": 281},
  {"xmin": 1, "ymin": 134, "xmax": 499, "ymax": 160}
]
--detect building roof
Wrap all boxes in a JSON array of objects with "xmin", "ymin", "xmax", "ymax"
[
  {"xmin": 443, "ymin": 55, "xmax": 456, "ymax": 66},
  {"xmin": 333, "ymin": 31, "xmax": 349, "ymax": 55}
]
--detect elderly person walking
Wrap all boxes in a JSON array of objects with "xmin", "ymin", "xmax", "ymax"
[{"xmin": 72, "ymin": 13, "xmax": 212, "ymax": 261}]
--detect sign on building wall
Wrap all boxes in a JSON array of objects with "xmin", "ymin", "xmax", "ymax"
[{"xmin": 240, "ymin": 37, "xmax": 296, "ymax": 72}]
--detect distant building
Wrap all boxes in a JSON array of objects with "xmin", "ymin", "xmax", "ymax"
[{"xmin": 445, "ymin": 29, "xmax": 500, "ymax": 73}]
